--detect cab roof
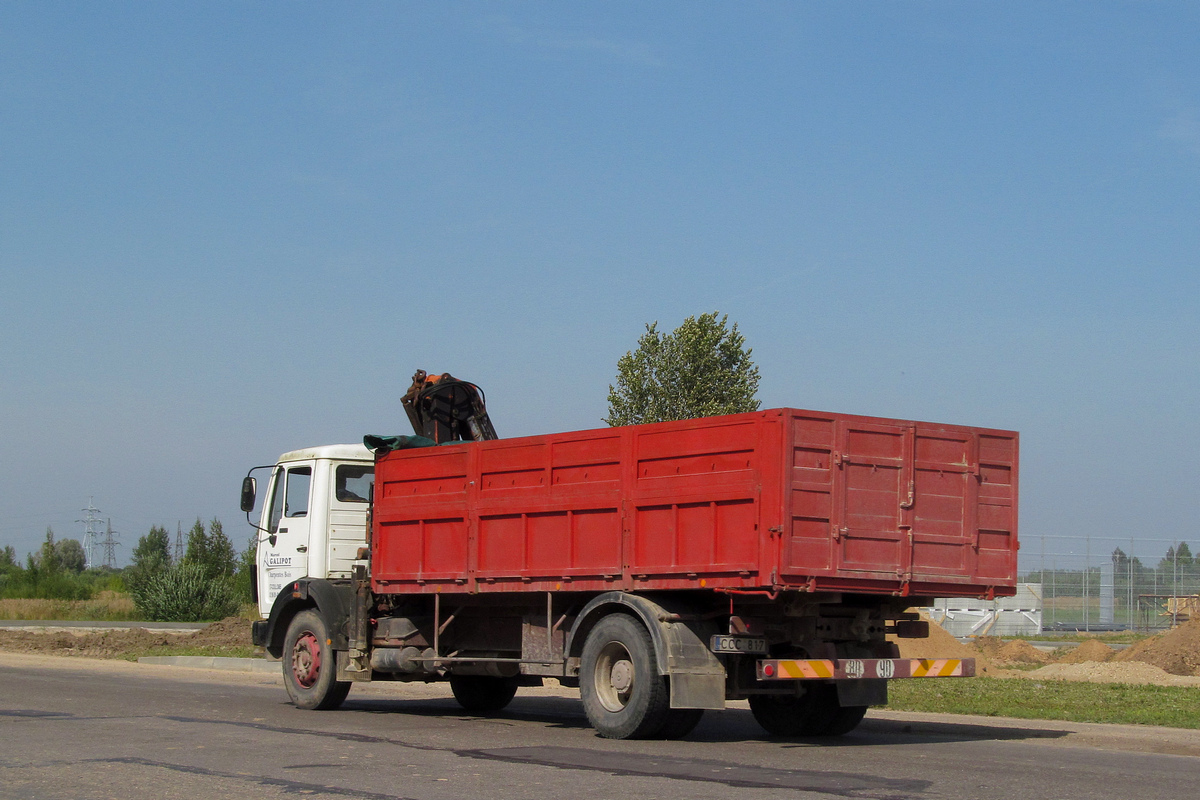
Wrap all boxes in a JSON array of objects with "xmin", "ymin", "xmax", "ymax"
[{"xmin": 277, "ymin": 443, "xmax": 373, "ymax": 463}]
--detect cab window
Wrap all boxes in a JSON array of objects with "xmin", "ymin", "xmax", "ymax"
[
  {"xmin": 267, "ymin": 469, "xmax": 286, "ymax": 533},
  {"xmin": 284, "ymin": 467, "xmax": 312, "ymax": 518},
  {"xmin": 335, "ymin": 464, "xmax": 374, "ymax": 503}
]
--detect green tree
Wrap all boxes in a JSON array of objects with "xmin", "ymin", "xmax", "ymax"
[
  {"xmin": 127, "ymin": 525, "xmax": 173, "ymax": 593},
  {"xmin": 0, "ymin": 545, "xmax": 17, "ymax": 573},
  {"xmin": 35, "ymin": 528, "xmax": 59, "ymax": 576},
  {"xmin": 132, "ymin": 518, "xmax": 240, "ymax": 621},
  {"xmin": 184, "ymin": 518, "xmax": 236, "ymax": 581},
  {"xmin": 206, "ymin": 519, "xmax": 236, "ymax": 579},
  {"xmin": 10, "ymin": 528, "xmax": 91, "ymax": 601},
  {"xmin": 605, "ymin": 312, "xmax": 761, "ymax": 426},
  {"xmin": 184, "ymin": 518, "xmax": 209, "ymax": 573},
  {"xmin": 1159, "ymin": 542, "xmax": 1194, "ymax": 573},
  {"xmin": 235, "ymin": 532, "xmax": 258, "ymax": 603},
  {"xmin": 131, "ymin": 525, "xmax": 172, "ymax": 573},
  {"xmin": 54, "ymin": 538, "xmax": 86, "ymax": 573}
]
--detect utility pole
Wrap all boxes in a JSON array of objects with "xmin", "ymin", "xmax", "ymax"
[
  {"xmin": 76, "ymin": 498, "xmax": 104, "ymax": 570},
  {"xmin": 100, "ymin": 519, "xmax": 121, "ymax": 568}
]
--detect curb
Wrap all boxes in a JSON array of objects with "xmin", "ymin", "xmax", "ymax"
[
  {"xmin": 137, "ymin": 656, "xmax": 281, "ymax": 673},
  {"xmin": 1, "ymin": 620, "xmax": 211, "ymax": 632}
]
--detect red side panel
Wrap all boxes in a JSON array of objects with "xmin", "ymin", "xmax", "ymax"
[
  {"xmin": 626, "ymin": 417, "xmax": 769, "ymax": 585},
  {"xmin": 371, "ymin": 408, "xmax": 1018, "ymax": 599},
  {"xmin": 779, "ymin": 410, "xmax": 1018, "ymax": 596}
]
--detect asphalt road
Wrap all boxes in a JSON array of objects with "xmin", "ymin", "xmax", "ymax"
[{"xmin": 2, "ymin": 653, "xmax": 1198, "ymax": 800}]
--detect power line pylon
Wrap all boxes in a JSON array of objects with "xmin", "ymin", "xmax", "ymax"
[
  {"xmin": 100, "ymin": 519, "xmax": 121, "ymax": 568},
  {"xmin": 174, "ymin": 520, "xmax": 184, "ymax": 562},
  {"xmin": 76, "ymin": 498, "xmax": 104, "ymax": 570}
]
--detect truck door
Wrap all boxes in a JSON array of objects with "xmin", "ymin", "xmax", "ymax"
[{"xmin": 258, "ymin": 462, "xmax": 314, "ymax": 615}]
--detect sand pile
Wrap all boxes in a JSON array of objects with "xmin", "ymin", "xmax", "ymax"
[
  {"xmin": 995, "ymin": 639, "xmax": 1050, "ymax": 664},
  {"xmin": 968, "ymin": 637, "xmax": 1047, "ymax": 666},
  {"xmin": 1113, "ymin": 618, "xmax": 1200, "ymax": 676},
  {"xmin": 889, "ymin": 616, "xmax": 1001, "ymax": 675},
  {"xmin": 1055, "ymin": 638, "xmax": 1115, "ymax": 664},
  {"xmin": 1026, "ymin": 660, "xmax": 1200, "ymax": 686},
  {"xmin": 971, "ymin": 636, "xmax": 1007, "ymax": 662}
]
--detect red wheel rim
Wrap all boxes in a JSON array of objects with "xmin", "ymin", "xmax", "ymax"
[{"xmin": 292, "ymin": 631, "xmax": 321, "ymax": 688}]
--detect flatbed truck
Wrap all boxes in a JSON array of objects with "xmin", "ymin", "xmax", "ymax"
[{"xmin": 246, "ymin": 406, "xmax": 1017, "ymax": 738}]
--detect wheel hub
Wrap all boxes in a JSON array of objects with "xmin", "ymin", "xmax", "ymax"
[
  {"xmin": 292, "ymin": 631, "xmax": 321, "ymax": 688},
  {"xmin": 594, "ymin": 641, "xmax": 636, "ymax": 712},
  {"xmin": 609, "ymin": 659, "xmax": 633, "ymax": 693}
]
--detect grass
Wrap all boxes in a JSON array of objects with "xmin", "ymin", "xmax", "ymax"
[
  {"xmin": 888, "ymin": 677, "xmax": 1200, "ymax": 729},
  {"xmin": 0, "ymin": 595, "xmax": 261, "ymax": 622},
  {"xmin": 116, "ymin": 643, "xmax": 261, "ymax": 662},
  {"xmin": 0, "ymin": 592, "xmax": 138, "ymax": 621}
]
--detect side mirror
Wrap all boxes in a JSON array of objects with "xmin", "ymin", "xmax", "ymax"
[{"xmin": 240, "ymin": 476, "xmax": 257, "ymax": 512}]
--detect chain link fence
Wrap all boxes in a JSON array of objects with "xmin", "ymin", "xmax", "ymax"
[{"xmin": 1019, "ymin": 536, "xmax": 1200, "ymax": 632}]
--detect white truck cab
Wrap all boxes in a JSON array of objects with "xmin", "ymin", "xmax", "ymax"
[{"xmin": 244, "ymin": 444, "xmax": 374, "ymax": 617}]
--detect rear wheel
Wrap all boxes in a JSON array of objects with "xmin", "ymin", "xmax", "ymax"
[
  {"xmin": 282, "ymin": 610, "xmax": 351, "ymax": 710},
  {"xmin": 580, "ymin": 614, "xmax": 670, "ymax": 739},
  {"xmin": 450, "ymin": 675, "xmax": 520, "ymax": 713},
  {"xmin": 823, "ymin": 703, "xmax": 868, "ymax": 736},
  {"xmin": 749, "ymin": 684, "xmax": 838, "ymax": 737}
]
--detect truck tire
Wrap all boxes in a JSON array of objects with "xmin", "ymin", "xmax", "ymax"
[
  {"xmin": 657, "ymin": 707, "xmax": 705, "ymax": 739},
  {"xmin": 749, "ymin": 684, "xmax": 837, "ymax": 737},
  {"xmin": 449, "ymin": 675, "xmax": 519, "ymax": 713},
  {"xmin": 283, "ymin": 610, "xmax": 351, "ymax": 710},
  {"xmin": 823, "ymin": 703, "xmax": 868, "ymax": 736},
  {"xmin": 580, "ymin": 614, "xmax": 670, "ymax": 739}
]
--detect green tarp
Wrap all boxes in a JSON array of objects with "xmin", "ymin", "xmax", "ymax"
[{"xmin": 363, "ymin": 434, "xmax": 438, "ymax": 454}]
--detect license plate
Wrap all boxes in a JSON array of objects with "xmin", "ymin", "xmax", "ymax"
[{"xmin": 710, "ymin": 635, "xmax": 767, "ymax": 654}]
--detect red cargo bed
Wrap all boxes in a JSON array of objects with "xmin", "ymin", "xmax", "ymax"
[{"xmin": 371, "ymin": 408, "xmax": 1018, "ymax": 599}]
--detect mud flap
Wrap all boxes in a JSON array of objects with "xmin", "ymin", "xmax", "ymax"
[
  {"xmin": 657, "ymin": 617, "xmax": 726, "ymax": 709},
  {"xmin": 669, "ymin": 671, "xmax": 726, "ymax": 710}
]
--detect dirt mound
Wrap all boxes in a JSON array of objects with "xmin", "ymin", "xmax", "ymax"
[
  {"xmin": 1113, "ymin": 619, "xmax": 1200, "ymax": 676},
  {"xmin": 0, "ymin": 617, "xmax": 255, "ymax": 659},
  {"xmin": 1055, "ymin": 638, "xmax": 1115, "ymax": 664},
  {"xmin": 188, "ymin": 617, "xmax": 253, "ymax": 648},
  {"xmin": 969, "ymin": 636, "xmax": 1047, "ymax": 666},
  {"xmin": 1027, "ymin": 660, "xmax": 1200, "ymax": 686},
  {"xmin": 971, "ymin": 636, "xmax": 1006, "ymax": 661},
  {"xmin": 996, "ymin": 639, "xmax": 1050, "ymax": 664},
  {"xmin": 889, "ymin": 616, "xmax": 1001, "ymax": 675},
  {"xmin": 0, "ymin": 627, "xmax": 179, "ymax": 658}
]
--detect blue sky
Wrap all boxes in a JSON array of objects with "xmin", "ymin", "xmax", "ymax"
[{"xmin": 2, "ymin": 3, "xmax": 1197, "ymax": 567}]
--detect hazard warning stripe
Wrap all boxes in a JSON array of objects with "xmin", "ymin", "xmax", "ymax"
[{"xmin": 756, "ymin": 658, "xmax": 975, "ymax": 681}]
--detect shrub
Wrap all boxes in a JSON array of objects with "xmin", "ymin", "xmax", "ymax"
[
  {"xmin": 129, "ymin": 562, "xmax": 241, "ymax": 622},
  {"xmin": 0, "ymin": 567, "xmax": 94, "ymax": 601}
]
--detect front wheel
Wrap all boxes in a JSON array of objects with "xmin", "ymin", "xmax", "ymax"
[
  {"xmin": 580, "ymin": 614, "xmax": 670, "ymax": 739},
  {"xmin": 282, "ymin": 610, "xmax": 351, "ymax": 710}
]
